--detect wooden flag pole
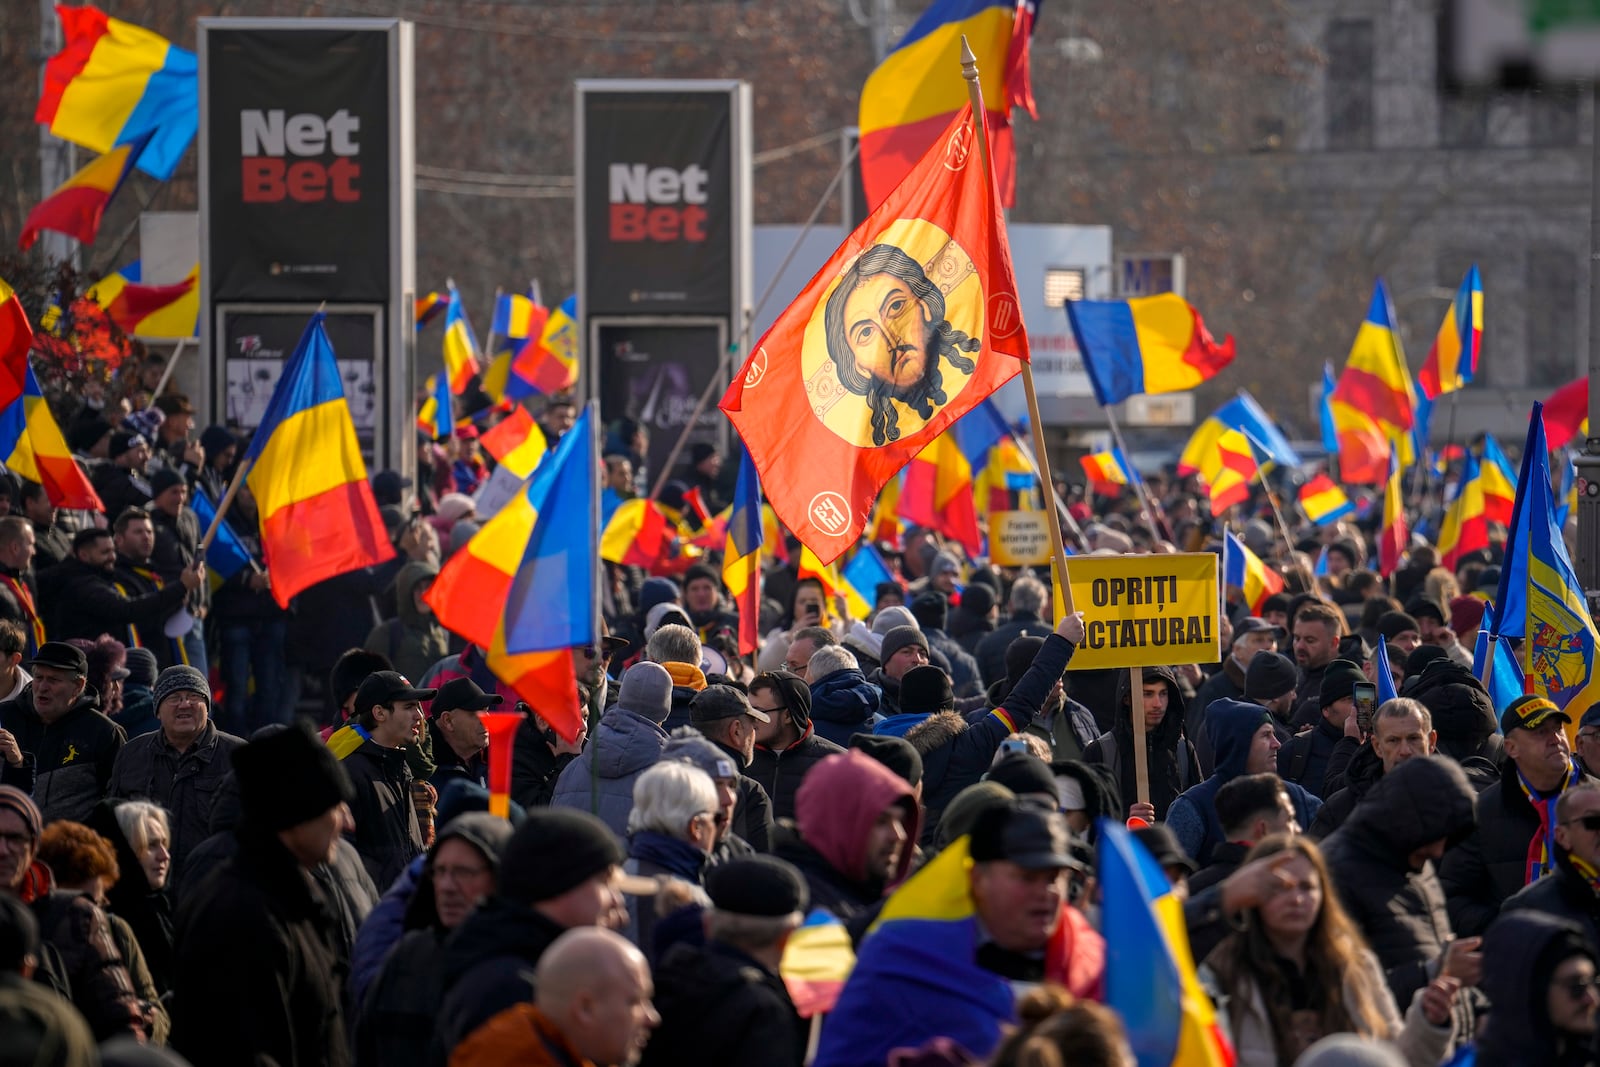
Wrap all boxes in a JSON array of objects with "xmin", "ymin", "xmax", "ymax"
[
  {"xmin": 1129, "ymin": 666, "xmax": 1150, "ymax": 809},
  {"xmin": 960, "ymin": 36, "xmax": 1074, "ymax": 615},
  {"xmin": 1104, "ymin": 404, "xmax": 1173, "ymax": 544},
  {"xmin": 199, "ymin": 456, "xmax": 252, "ymax": 552},
  {"xmin": 150, "ymin": 337, "xmax": 185, "ymax": 399}
]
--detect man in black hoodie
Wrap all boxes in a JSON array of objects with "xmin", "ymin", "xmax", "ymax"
[
  {"xmin": 42, "ymin": 526, "xmax": 196, "ymax": 655},
  {"xmin": 1083, "ymin": 663, "xmax": 1201, "ymax": 821},
  {"xmin": 1472, "ymin": 911, "xmax": 1599, "ymax": 1066},
  {"xmin": 748, "ymin": 670, "xmax": 845, "ymax": 821},
  {"xmin": 1277, "ymin": 658, "xmax": 1365, "ymax": 800}
]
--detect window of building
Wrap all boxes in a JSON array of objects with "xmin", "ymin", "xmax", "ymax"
[
  {"xmin": 1526, "ymin": 248, "xmax": 1577, "ymax": 388},
  {"xmin": 1326, "ymin": 19, "xmax": 1374, "ymax": 149}
]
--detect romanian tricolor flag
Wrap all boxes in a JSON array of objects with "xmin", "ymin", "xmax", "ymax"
[
  {"xmin": 0, "ymin": 279, "xmax": 103, "ymax": 512},
  {"xmin": 1473, "ymin": 602, "xmax": 1528, "ymax": 715},
  {"xmin": 426, "ymin": 406, "xmax": 600, "ymax": 739},
  {"xmin": 244, "ymin": 312, "xmax": 394, "ymax": 607},
  {"xmin": 511, "ymin": 294, "xmax": 579, "ymax": 398},
  {"xmin": 1100, "ymin": 822, "xmax": 1235, "ymax": 1067},
  {"xmin": 1298, "ymin": 474, "xmax": 1354, "ymax": 526},
  {"xmin": 18, "ymin": 133, "xmax": 149, "ymax": 251},
  {"xmin": 781, "ymin": 911, "xmax": 856, "ymax": 1018},
  {"xmin": 1179, "ymin": 391, "xmax": 1300, "ymax": 476},
  {"xmin": 416, "ymin": 373, "xmax": 453, "ymax": 441},
  {"xmin": 1067, "ymin": 294, "xmax": 1236, "ymax": 408},
  {"xmin": 798, "ymin": 546, "xmax": 871, "ymax": 623},
  {"xmin": 1080, "ymin": 447, "xmax": 1139, "ymax": 496},
  {"xmin": 600, "ymin": 499, "xmax": 673, "ymax": 570},
  {"xmin": 721, "ymin": 103, "xmax": 1029, "ymax": 564},
  {"xmin": 1543, "ymin": 376, "xmax": 1588, "ymax": 447},
  {"xmin": 86, "ymin": 260, "xmax": 197, "ymax": 339},
  {"xmin": 1437, "ymin": 452, "xmax": 1489, "ymax": 572},
  {"xmin": 442, "ymin": 284, "xmax": 481, "ymax": 395},
  {"xmin": 900, "ymin": 431, "xmax": 981, "ymax": 556},
  {"xmin": 484, "ymin": 289, "xmax": 550, "ymax": 403},
  {"xmin": 867, "ymin": 475, "xmax": 904, "ymax": 547},
  {"xmin": 36, "ymin": 6, "xmax": 196, "ymax": 181},
  {"xmin": 723, "ymin": 444, "xmax": 764, "ymax": 656},
  {"xmin": 1223, "ymin": 529, "xmax": 1282, "ymax": 614},
  {"xmin": 841, "ymin": 544, "xmax": 897, "ymax": 614},
  {"xmin": 1331, "ymin": 280, "xmax": 1416, "ymax": 481},
  {"xmin": 1478, "ymin": 434, "xmax": 1517, "ymax": 526},
  {"xmin": 1195, "ymin": 429, "xmax": 1256, "ymax": 517},
  {"xmin": 1379, "ymin": 451, "xmax": 1407, "ymax": 577},
  {"xmin": 1490, "ymin": 403, "xmax": 1600, "ymax": 721},
  {"xmin": 472, "ymin": 408, "xmax": 549, "ymax": 520},
  {"xmin": 858, "ymin": 0, "xmax": 1037, "ymax": 211},
  {"xmin": 1418, "ymin": 265, "xmax": 1483, "ymax": 399},
  {"xmin": 415, "ymin": 291, "xmax": 446, "ymax": 331}
]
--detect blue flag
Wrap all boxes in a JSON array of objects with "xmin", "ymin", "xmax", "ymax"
[{"xmin": 189, "ymin": 487, "xmax": 253, "ymax": 582}]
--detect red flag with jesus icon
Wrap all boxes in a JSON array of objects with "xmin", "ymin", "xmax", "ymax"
[{"xmin": 720, "ymin": 102, "xmax": 1029, "ymax": 565}]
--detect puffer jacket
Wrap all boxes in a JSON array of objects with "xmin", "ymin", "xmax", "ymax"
[
  {"xmin": 1320, "ymin": 756, "xmax": 1478, "ymax": 1013},
  {"xmin": 342, "ymin": 738, "xmax": 424, "ymax": 891},
  {"xmin": 1439, "ymin": 755, "xmax": 1596, "ymax": 937},
  {"xmin": 363, "ymin": 561, "xmax": 449, "ymax": 684},
  {"xmin": 550, "ymin": 706, "xmax": 668, "ymax": 838},
  {"xmin": 106, "ymin": 718, "xmax": 246, "ymax": 878},
  {"xmin": 0, "ymin": 686, "xmax": 122, "ymax": 824},
  {"xmin": 1165, "ymin": 699, "xmax": 1321, "ymax": 865},
  {"xmin": 1082, "ymin": 665, "xmax": 1200, "ymax": 820},
  {"xmin": 807, "ymin": 668, "xmax": 881, "ymax": 746}
]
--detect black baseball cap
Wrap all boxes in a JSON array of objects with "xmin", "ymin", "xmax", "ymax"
[
  {"xmin": 1233, "ymin": 617, "xmax": 1284, "ymax": 639},
  {"xmin": 690, "ymin": 684, "xmax": 769, "ymax": 724},
  {"xmin": 354, "ymin": 670, "xmax": 437, "ymax": 715},
  {"xmin": 30, "ymin": 641, "xmax": 87, "ymax": 676},
  {"xmin": 432, "ymin": 678, "xmax": 503, "ymax": 715},
  {"xmin": 969, "ymin": 801, "xmax": 1082, "ymax": 871},
  {"xmin": 1501, "ymin": 694, "xmax": 1570, "ymax": 735}
]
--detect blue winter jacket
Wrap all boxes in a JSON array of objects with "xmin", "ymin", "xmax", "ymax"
[
  {"xmin": 550, "ymin": 707, "xmax": 669, "ymax": 838},
  {"xmin": 1165, "ymin": 698, "xmax": 1321, "ymax": 866},
  {"xmin": 808, "ymin": 669, "xmax": 882, "ymax": 746}
]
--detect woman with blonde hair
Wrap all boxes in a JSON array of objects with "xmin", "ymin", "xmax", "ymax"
[{"xmin": 1200, "ymin": 835, "xmax": 1458, "ymax": 1066}]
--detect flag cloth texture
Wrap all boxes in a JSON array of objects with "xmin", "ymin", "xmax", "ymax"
[
  {"xmin": 19, "ymin": 133, "xmax": 149, "ymax": 250},
  {"xmin": 1418, "ymin": 265, "xmax": 1483, "ymax": 399},
  {"xmin": 1067, "ymin": 294, "xmax": 1235, "ymax": 408},
  {"xmin": 1223, "ymin": 530, "xmax": 1283, "ymax": 614},
  {"xmin": 722, "ymin": 103, "xmax": 1029, "ymax": 564}
]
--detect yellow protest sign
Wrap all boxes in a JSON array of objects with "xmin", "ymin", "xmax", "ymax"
[
  {"xmin": 989, "ymin": 511, "xmax": 1051, "ymax": 566},
  {"xmin": 1064, "ymin": 552, "xmax": 1220, "ymax": 670}
]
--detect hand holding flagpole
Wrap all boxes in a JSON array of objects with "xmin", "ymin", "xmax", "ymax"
[{"xmin": 959, "ymin": 36, "xmax": 1074, "ymax": 615}]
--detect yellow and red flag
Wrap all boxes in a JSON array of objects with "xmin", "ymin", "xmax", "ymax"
[
  {"xmin": 1418, "ymin": 265, "xmax": 1482, "ymax": 399},
  {"xmin": 899, "ymin": 432, "xmax": 981, "ymax": 556},
  {"xmin": 1378, "ymin": 452, "xmax": 1407, "ymax": 577},
  {"xmin": 722, "ymin": 103, "xmax": 1030, "ymax": 564},
  {"xmin": 1331, "ymin": 280, "xmax": 1416, "ymax": 483},
  {"xmin": 19, "ymin": 132, "xmax": 149, "ymax": 250}
]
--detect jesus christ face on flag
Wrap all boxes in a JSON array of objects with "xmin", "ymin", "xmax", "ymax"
[{"xmin": 823, "ymin": 243, "xmax": 979, "ymax": 447}]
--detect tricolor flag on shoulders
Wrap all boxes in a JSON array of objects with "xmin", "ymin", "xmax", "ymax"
[
  {"xmin": 722, "ymin": 102, "xmax": 1030, "ymax": 564},
  {"xmin": 723, "ymin": 443, "xmax": 764, "ymax": 656},
  {"xmin": 244, "ymin": 312, "xmax": 394, "ymax": 606},
  {"xmin": 1298, "ymin": 474, "xmax": 1354, "ymax": 526},
  {"xmin": 858, "ymin": 0, "xmax": 1037, "ymax": 211}
]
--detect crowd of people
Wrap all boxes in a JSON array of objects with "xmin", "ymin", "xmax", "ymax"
[{"xmin": 0, "ymin": 380, "xmax": 1596, "ymax": 1067}]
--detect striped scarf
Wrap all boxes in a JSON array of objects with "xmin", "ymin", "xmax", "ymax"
[
  {"xmin": 1519, "ymin": 757, "xmax": 1583, "ymax": 885},
  {"xmin": 1571, "ymin": 852, "xmax": 1600, "ymax": 898}
]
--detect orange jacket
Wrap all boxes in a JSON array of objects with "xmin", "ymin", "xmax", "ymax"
[{"xmin": 449, "ymin": 1004, "xmax": 594, "ymax": 1067}]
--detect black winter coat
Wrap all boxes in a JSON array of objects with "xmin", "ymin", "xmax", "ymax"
[
  {"xmin": 1083, "ymin": 665, "xmax": 1199, "ymax": 821},
  {"xmin": 1501, "ymin": 856, "xmax": 1600, "ymax": 950},
  {"xmin": 973, "ymin": 610, "xmax": 1052, "ymax": 690},
  {"xmin": 771, "ymin": 825, "xmax": 882, "ymax": 929},
  {"xmin": 41, "ymin": 557, "xmax": 186, "ymax": 653},
  {"xmin": 171, "ymin": 827, "xmax": 351, "ymax": 1067},
  {"xmin": 509, "ymin": 714, "xmax": 577, "ymax": 808},
  {"xmin": 106, "ymin": 719, "xmax": 246, "ymax": 877},
  {"xmin": 0, "ymin": 688, "xmax": 122, "ymax": 824},
  {"xmin": 710, "ymin": 738, "xmax": 775, "ymax": 853},
  {"xmin": 748, "ymin": 728, "xmax": 845, "ymax": 821},
  {"xmin": 1440, "ymin": 757, "xmax": 1597, "ymax": 937},
  {"xmin": 433, "ymin": 896, "xmax": 566, "ymax": 1062},
  {"xmin": 1276, "ymin": 715, "xmax": 1344, "ymax": 800},
  {"xmin": 354, "ymin": 926, "xmax": 449, "ymax": 1067},
  {"xmin": 342, "ymin": 739, "xmax": 423, "ymax": 891},
  {"xmin": 641, "ymin": 941, "xmax": 806, "ymax": 1067},
  {"xmin": 1320, "ymin": 756, "xmax": 1477, "ymax": 1012},
  {"xmin": 1307, "ymin": 743, "xmax": 1384, "ymax": 839}
]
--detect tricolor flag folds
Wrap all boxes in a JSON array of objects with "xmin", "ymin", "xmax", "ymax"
[
  {"xmin": 483, "ymin": 290, "xmax": 550, "ymax": 403},
  {"xmin": 858, "ymin": 0, "xmax": 1037, "ymax": 211},
  {"xmin": 1543, "ymin": 377, "xmax": 1588, "ymax": 447},
  {"xmin": 1478, "ymin": 434, "xmax": 1517, "ymax": 525},
  {"xmin": 600, "ymin": 499, "xmax": 672, "ymax": 570},
  {"xmin": 723, "ymin": 443, "xmax": 764, "ymax": 656},
  {"xmin": 189, "ymin": 486, "xmax": 254, "ymax": 583},
  {"xmin": 799, "ymin": 546, "xmax": 872, "ymax": 622},
  {"xmin": 899, "ymin": 431, "xmax": 981, "ymax": 556},
  {"xmin": 425, "ymin": 407, "xmax": 600, "ymax": 739},
  {"xmin": 781, "ymin": 910, "xmax": 856, "ymax": 1018},
  {"xmin": 1298, "ymin": 474, "xmax": 1354, "ymax": 526},
  {"xmin": 36, "ymin": 6, "xmax": 196, "ymax": 180},
  {"xmin": 473, "ymin": 409, "xmax": 549, "ymax": 520},
  {"xmin": 1067, "ymin": 294, "xmax": 1235, "ymax": 408},
  {"xmin": 1490, "ymin": 402, "xmax": 1600, "ymax": 718},
  {"xmin": 1100, "ymin": 822, "xmax": 1234, "ymax": 1067},
  {"xmin": 841, "ymin": 543, "xmax": 898, "ymax": 613},
  {"xmin": 19, "ymin": 133, "xmax": 149, "ymax": 250},
  {"xmin": 441, "ymin": 285, "xmax": 481, "ymax": 394},
  {"xmin": 1436, "ymin": 453, "xmax": 1489, "ymax": 572},
  {"xmin": 1379, "ymin": 452, "xmax": 1408, "ymax": 578},
  {"xmin": 1223, "ymin": 529, "xmax": 1283, "ymax": 614},
  {"xmin": 511, "ymin": 294, "xmax": 579, "ymax": 398},
  {"xmin": 1331, "ymin": 280, "xmax": 1416, "ymax": 482},
  {"xmin": 1195, "ymin": 429, "xmax": 1256, "ymax": 517},
  {"xmin": 416, "ymin": 373, "xmax": 453, "ymax": 442},
  {"xmin": 244, "ymin": 313, "xmax": 394, "ymax": 606},
  {"xmin": 1418, "ymin": 265, "xmax": 1483, "ymax": 399},
  {"xmin": 1180, "ymin": 391, "xmax": 1300, "ymax": 476},
  {"xmin": 0, "ymin": 279, "xmax": 103, "ymax": 512},
  {"xmin": 722, "ymin": 103, "xmax": 1029, "ymax": 563},
  {"xmin": 87, "ymin": 260, "xmax": 198, "ymax": 339},
  {"xmin": 1080, "ymin": 447, "xmax": 1139, "ymax": 495},
  {"xmin": 415, "ymin": 291, "xmax": 446, "ymax": 331},
  {"xmin": 1473, "ymin": 602, "xmax": 1527, "ymax": 714}
]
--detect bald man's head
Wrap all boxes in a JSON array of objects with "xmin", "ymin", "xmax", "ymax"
[{"xmin": 535, "ymin": 927, "xmax": 659, "ymax": 1065}]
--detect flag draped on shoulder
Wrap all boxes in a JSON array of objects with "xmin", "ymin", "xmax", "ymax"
[
  {"xmin": 0, "ymin": 279, "xmax": 103, "ymax": 511},
  {"xmin": 426, "ymin": 407, "xmax": 600, "ymax": 739},
  {"xmin": 1066, "ymin": 294, "xmax": 1235, "ymax": 408},
  {"xmin": 244, "ymin": 312, "xmax": 394, "ymax": 606},
  {"xmin": 36, "ymin": 5, "xmax": 197, "ymax": 180},
  {"xmin": 723, "ymin": 443, "xmax": 764, "ymax": 656},
  {"xmin": 19, "ymin": 133, "xmax": 150, "ymax": 251},
  {"xmin": 858, "ymin": 0, "xmax": 1037, "ymax": 211},
  {"xmin": 1100, "ymin": 822, "xmax": 1234, "ymax": 1067},
  {"xmin": 1418, "ymin": 265, "xmax": 1482, "ymax": 399},
  {"xmin": 1490, "ymin": 402, "xmax": 1600, "ymax": 718},
  {"xmin": 722, "ymin": 103, "xmax": 1029, "ymax": 564}
]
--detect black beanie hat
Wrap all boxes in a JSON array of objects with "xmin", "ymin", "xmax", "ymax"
[
  {"xmin": 330, "ymin": 648, "xmax": 392, "ymax": 709},
  {"xmin": 499, "ymin": 809, "xmax": 626, "ymax": 904},
  {"xmin": 754, "ymin": 670, "xmax": 812, "ymax": 729},
  {"xmin": 1405, "ymin": 643, "xmax": 1449, "ymax": 678},
  {"xmin": 1377, "ymin": 611, "xmax": 1421, "ymax": 642},
  {"xmin": 232, "ymin": 721, "xmax": 354, "ymax": 832},
  {"xmin": 1005, "ymin": 636, "xmax": 1046, "ymax": 686},
  {"xmin": 910, "ymin": 592, "xmax": 949, "ymax": 632},
  {"xmin": 850, "ymin": 733, "xmax": 924, "ymax": 786},
  {"xmin": 959, "ymin": 583, "xmax": 995, "ymax": 617},
  {"xmin": 1319, "ymin": 659, "xmax": 1367, "ymax": 708},
  {"xmin": 986, "ymin": 753, "xmax": 1060, "ymax": 802},
  {"xmin": 434, "ymin": 812, "xmax": 514, "ymax": 876},
  {"xmin": 1244, "ymin": 651, "xmax": 1298, "ymax": 701},
  {"xmin": 900, "ymin": 664, "xmax": 954, "ymax": 715}
]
